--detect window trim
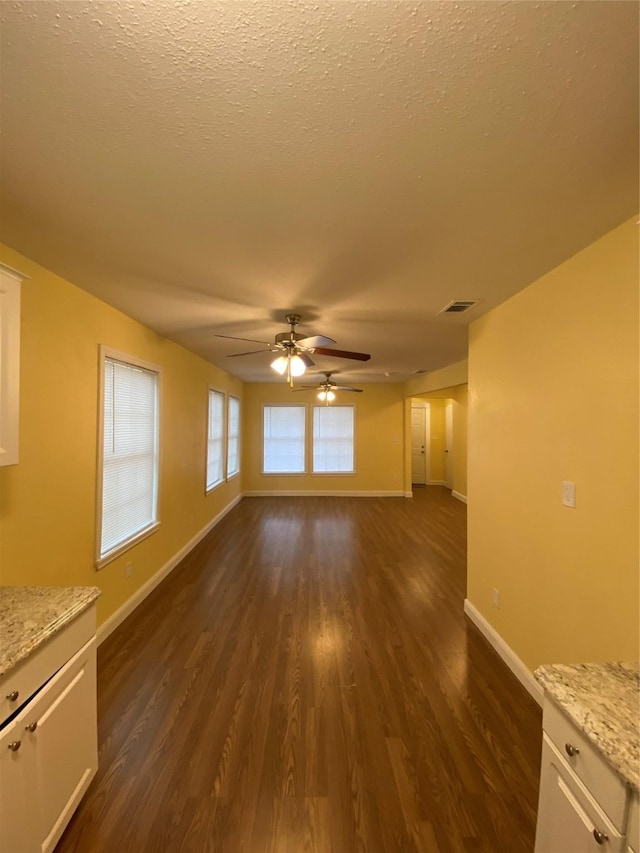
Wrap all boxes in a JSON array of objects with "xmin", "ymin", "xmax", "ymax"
[
  {"xmin": 95, "ymin": 346, "xmax": 161, "ymax": 569},
  {"xmin": 312, "ymin": 404, "xmax": 356, "ymax": 475},
  {"xmin": 206, "ymin": 386, "xmax": 226, "ymax": 494},
  {"xmin": 261, "ymin": 403, "xmax": 307, "ymax": 475},
  {"xmin": 226, "ymin": 394, "xmax": 240, "ymax": 481}
]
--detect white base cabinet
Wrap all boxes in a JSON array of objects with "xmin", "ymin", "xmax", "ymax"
[
  {"xmin": 536, "ymin": 735, "xmax": 624, "ymax": 852},
  {"xmin": 0, "ymin": 608, "xmax": 98, "ymax": 853},
  {"xmin": 536, "ymin": 699, "xmax": 635, "ymax": 853}
]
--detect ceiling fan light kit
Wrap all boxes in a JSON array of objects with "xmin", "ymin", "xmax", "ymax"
[
  {"xmin": 288, "ymin": 354, "xmax": 307, "ymax": 377},
  {"xmin": 270, "ymin": 356, "xmax": 288, "ymax": 375},
  {"xmin": 294, "ymin": 371, "xmax": 364, "ymax": 404},
  {"xmin": 216, "ymin": 313, "xmax": 371, "ymax": 387}
]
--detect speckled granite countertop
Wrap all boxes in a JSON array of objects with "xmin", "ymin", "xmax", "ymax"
[
  {"xmin": 535, "ymin": 661, "xmax": 640, "ymax": 793},
  {"xmin": 0, "ymin": 586, "xmax": 101, "ymax": 678}
]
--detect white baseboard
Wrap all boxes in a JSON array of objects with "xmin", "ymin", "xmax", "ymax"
[
  {"xmin": 452, "ymin": 490, "xmax": 467, "ymax": 504},
  {"xmin": 243, "ymin": 490, "xmax": 405, "ymax": 497},
  {"xmin": 97, "ymin": 495, "xmax": 242, "ymax": 645},
  {"xmin": 404, "ymin": 491, "xmax": 413, "ymax": 498},
  {"xmin": 427, "ymin": 480, "xmax": 446, "ymax": 486},
  {"xmin": 463, "ymin": 599, "xmax": 543, "ymax": 706}
]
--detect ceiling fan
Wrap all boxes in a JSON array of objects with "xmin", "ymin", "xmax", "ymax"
[
  {"xmin": 294, "ymin": 371, "xmax": 363, "ymax": 403},
  {"xmin": 215, "ymin": 313, "xmax": 370, "ymax": 385}
]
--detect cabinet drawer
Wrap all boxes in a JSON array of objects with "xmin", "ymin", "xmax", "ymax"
[
  {"xmin": 536, "ymin": 735, "xmax": 625, "ymax": 853},
  {"xmin": 543, "ymin": 699, "xmax": 627, "ymax": 830},
  {"xmin": 0, "ymin": 607, "xmax": 95, "ymax": 727}
]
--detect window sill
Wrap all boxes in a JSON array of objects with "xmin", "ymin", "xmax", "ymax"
[{"xmin": 96, "ymin": 521, "xmax": 160, "ymax": 570}]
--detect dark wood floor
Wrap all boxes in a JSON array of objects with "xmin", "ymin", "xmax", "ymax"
[{"xmin": 57, "ymin": 487, "xmax": 541, "ymax": 853}]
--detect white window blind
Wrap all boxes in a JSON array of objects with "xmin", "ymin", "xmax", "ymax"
[
  {"xmin": 99, "ymin": 354, "xmax": 159, "ymax": 564},
  {"xmin": 207, "ymin": 389, "xmax": 225, "ymax": 491},
  {"xmin": 227, "ymin": 395, "xmax": 240, "ymax": 478},
  {"xmin": 263, "ymin": 405, "xmax": 306, "ymax": 473},
  {"xmin": 313, "ymin": 406, "xmax": 354, "ymax": 473}
]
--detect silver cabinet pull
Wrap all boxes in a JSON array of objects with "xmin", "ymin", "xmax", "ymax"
[
  {"xmin": 25, "ymin": 721, "xmax": 38, "ymax": 733},
  {"xmin": 565, "ymin": 742, "xmax": 579, "ymax": 757},
  {"xmin": 6, "ymin": 690, "xmax": 19, "ymax": 702},
  {"xmin": 7, "ymin": 740, "xmax": 21, "ymax": 752},
  {"xmin": 593, "ymin": 828, "xmax": 608, "ymax": 845}
]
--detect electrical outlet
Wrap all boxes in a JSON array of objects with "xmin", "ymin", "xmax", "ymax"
[
  {"xmin": 125, "ymin": 561, "xmax": 133, "ymax": 579},
  {"xmin": 492, "ymin": 587, "xmax": 501, "ymax": 608}
]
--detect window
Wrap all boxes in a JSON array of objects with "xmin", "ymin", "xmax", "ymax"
[
  {"xmin": 227, "ymin": 395, "xmax": 240, "ymax": 478},
  {"xmin": 206, "ymin": 388, "xmax": 225, "ymax": 491},
  {"xmin": 313, "ymin": 405, "xmax": 354, "ymax": 473},
  {"xmin": 263, "ymin": 405, "xmax": 306, "ymax": 473},
  {"xmin": 97, "ymin": 348, "xmax": 160, "ymax": 567}
]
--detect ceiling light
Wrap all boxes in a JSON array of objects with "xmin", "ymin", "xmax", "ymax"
[
  {"xmin": 289, "ymin": 355, "xmax": 306, "ymax": 377},
  {"xmin": 271, "ymin": 352, "xmax": 307, "ymax": 381},
  {"xmin": 317, "ymin": 389, "xmax": 335, "ymax": 402},
  {"xmin": 271, "ymin": 356, "xmax": 288, "ymax": 375}
]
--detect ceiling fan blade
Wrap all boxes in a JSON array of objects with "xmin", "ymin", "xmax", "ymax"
[
  {"xmin": 334, "ymin": 386, "xmax": 363, "ymax": 392},
  {"xmin": 226, "ymin": 348, "xmax": 273, "ymax": 357},
  {"xmin": 314, "ymin": 347, "xmax": 371, "ymax": 361},
  {"xmin": 298, "ymin": 334, "xmax": 336, "ymax": 348},
  {"xmin": 215, "ymin": 334, "xmax": 272, "ymax": 345},
  {"xmin": 297, "ymin": 352, "xmax": 315, "ymax": 368}
]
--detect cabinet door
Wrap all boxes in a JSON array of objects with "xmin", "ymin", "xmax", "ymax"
[
  {"xmin": 26, "ymin": 638, "xmax": 98, "ymax": 853},
  {"xmin": 627, "ymin": 792, "xmax": 639, "ymax": 853},
  {"xmin": 0, "ymin": 718, "xmax": 37, "ymax": 853},
  {"xmin": 535, "ymin": 736, "xmax": 624, "ymax": 853}
]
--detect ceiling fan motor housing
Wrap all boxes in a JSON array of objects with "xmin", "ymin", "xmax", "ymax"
[{"xmin": 275, "ymin": 331, "xmax": 305, "ymax": 345}]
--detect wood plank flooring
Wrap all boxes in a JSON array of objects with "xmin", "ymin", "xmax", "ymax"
[{"xmin": 57, "ymin": 487, "xmax": 542, "ymax": 853}]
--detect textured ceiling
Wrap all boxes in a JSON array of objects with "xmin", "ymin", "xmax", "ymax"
[{"xmin": 1, "ymin": 1, "xmax": 638, "ymax": 383}]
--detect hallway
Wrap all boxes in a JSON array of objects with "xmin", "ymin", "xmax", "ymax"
[{"xmin": 58, "ymin": 488, "xmax": 541, "ymax": 852}]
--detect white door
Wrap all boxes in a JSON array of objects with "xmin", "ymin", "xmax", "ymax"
[
  {"xmin": 445, "ymin": 402, "xmax": 453, "ymax": 489},
  {"xmin": 411, "ymin": 405, "xmax": 428, "ymax": 485}
]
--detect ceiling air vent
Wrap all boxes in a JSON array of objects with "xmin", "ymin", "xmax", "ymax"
[{"xmin": 438, "ymin": 299, "xmax": 480, "ymax": 315}]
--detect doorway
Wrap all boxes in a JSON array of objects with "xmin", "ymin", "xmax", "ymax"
[{"xmin": 411, "ymin": 404, "xmax": 429, "ymax": 485}]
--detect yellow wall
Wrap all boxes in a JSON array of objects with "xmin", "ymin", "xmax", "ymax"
[
  {"xmin": 242, "ymin": 382, "xmax": 405, "ymax": 493},
  {"xmin": 467, "ymin": 218, "xmax": 639, "ymax": 669},
  {"xmin": 452, "ymin": 385, "xmax": 468, "ymax": 497},
  {"xmin": 0, "ymin": 245, "xmax": 243, "ymax": 627},
  {"xmin": 405, "ymin": 360, "xmax": 468, "ymax": 396}
]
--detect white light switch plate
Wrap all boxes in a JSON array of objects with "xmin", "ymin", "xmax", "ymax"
[{"xmin": 562, "ymin": 481, "xmax": 576, "ymax": 508}]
